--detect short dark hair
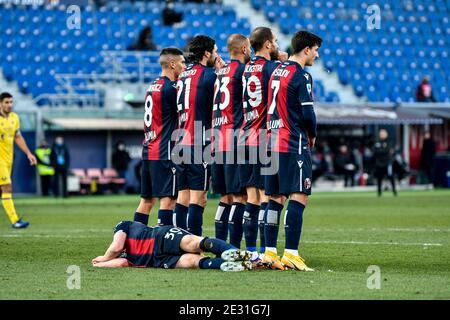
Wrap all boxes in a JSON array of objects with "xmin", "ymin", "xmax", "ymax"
[
  {"xmin": 160, "ymin": 47, "xmax": 183, "ymax": 57},
  {"xmin": 249, "ymin": 27, "xmax": 274, "ymax": 52},
  {"xmin": 0, "ymin": 92, "xmax": 13, "ymax": 102},
  {"xmin": 291, "ymin": 31, "xmax": 322, "ymax": 55},
  {"xmin": 187, "ymin": 35, "xmax": 215, "ymax": 63}
]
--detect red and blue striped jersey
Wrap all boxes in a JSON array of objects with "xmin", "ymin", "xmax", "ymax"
[
  {"xmin": 142, "ymin": 76, "xmax": 178, "ymax": 160},
  {"xmin": 176, "ymin": 63, "xmax": 217, "ymax": 147},
  {"xmin": 267, "ymin": 60, "xmax": 315, "ymax": 154},
  {"xmin": 239, "ymin": 56, "xmax": 280, "ymax": 147},
  {"xmin": 114, "ymin": 221, "xmax": 156, "ymax": 268},
  {"xmin": 212, "ymin": 60, "xmax": 246, "ymax": 152}
]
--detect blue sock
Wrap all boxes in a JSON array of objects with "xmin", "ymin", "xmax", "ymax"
[
  {"xmin": 134, "ymin": 212, "xmax": 149, "ymax": 225},
  {"xmin": 243, "ymin": 203, "xmax": 260, "ymax": 252},
  {"xmin": 264, "ymin": 200, "xmax": 284, "ymax": 249},
  {"xmin": 200, "ymin": 237, "xmax": 234, "ymax": 256},
  {"xmin": 199, "ymin": 257, "xmax": 224, "ymax": 269},
  {"xmin": 187, "ymin": 204, "xmax": 204, "ymax": 236},
  {"xmin": 157, "ymin": 209, "xmax": 173, "ymax": 226},
  {"xmin": 258, "ymin": 202, "xmax": 268, "ymax": 253},
  {"xmin": 214, "ymin": 202, "xmax": 231, "ymax": 241},
  {"xmin": 174, "ymin": 203, "xmax": 188, "ymax": 230},
  {"xmin": 285, "ymin": 200, "xmax": 305, "ymax": 250},
  {"xmin": 228, "ymin": 202, "xmax": 245, "ymax": 248}
]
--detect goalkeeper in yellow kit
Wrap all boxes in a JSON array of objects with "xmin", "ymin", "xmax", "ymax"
[{"xmin": 0, "ymin": 92, "xmax": 37, "ymax": 228}]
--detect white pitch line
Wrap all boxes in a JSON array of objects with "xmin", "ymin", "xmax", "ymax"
[
  {"xmin": 302, "ymin": 240, "xmax": 443, "ymax": 246},
  {"xmin": 0, "ymin": 234, "xmax": 443, "ymax": 246}
]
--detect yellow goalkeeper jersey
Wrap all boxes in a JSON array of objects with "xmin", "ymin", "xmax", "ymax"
[{"xmin": 0, "ymin": 112, "xmax": 20, "ymax": 165}]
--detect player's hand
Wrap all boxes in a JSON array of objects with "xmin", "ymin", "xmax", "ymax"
[
  {"xmin": 215, "ymin": 56, "xmax": 225, "ymax": 70},
  {"xmin": 278, "ymin": 51, "xmax": 289, "ymax": 62},
  {"xmin": 92, "ymin": 256, "xmax": 106, "ymax": 265},
  {"xmin": 308, "ymin": 137, "xmax": 316, "ymax": 149},
  {"xmin": 27, "ymin": 153, "xmax": 37, "ymax": 166}
]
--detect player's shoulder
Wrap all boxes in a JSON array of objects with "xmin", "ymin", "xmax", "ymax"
[
  {"xmin": 10, "ymin": 112, "xmax": 20, "ymax": 119},
  {"xmin": 296, "ymin": 67, "xmax": 313, "ymax": 84}
]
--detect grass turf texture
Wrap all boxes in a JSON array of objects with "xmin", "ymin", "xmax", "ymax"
[{"xmin": 1, "ymin": 190, "xmax": 449, "ymax": 300}]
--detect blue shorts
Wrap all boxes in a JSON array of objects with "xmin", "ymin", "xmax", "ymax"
[
  {"xmin": 265, "ymin": 152, "xmax": 312, "ymax": 196},
  {"xmin": 152, "ymin": 225, "xmax": 192, "ymax": 269},
  {"xmin": 141, "ymin": 160, "xmax": 177, "ymax": 198},
  {"xmin": 238, "ymin": 146, "xmax": 265, "ymax": 189},
  {"xmin": 211, "ymin": 152, "xmax": 244, "ymax": 195},
  {"xmin": 175, "ymin": 148, "xmax": 210, "ymax": 191}
]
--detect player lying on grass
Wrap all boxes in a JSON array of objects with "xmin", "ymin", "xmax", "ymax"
[{"xmin": 92, "ymin": 221, "xmax": 252, "ymax": 271}]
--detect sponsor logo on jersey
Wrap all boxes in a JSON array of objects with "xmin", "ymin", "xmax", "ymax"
[
  {"xmin": 267, "ymin": 119, "xmax": 284, "ymax": 130},
  {"xmin": 144, "ymin": 130, "xmax": 156, "ymax": 141},
  {"xmin": 244, "ymin": 109, "xmax": 260, "ymax": 123},
  {"xmin": 212, "ymin": 115, "xmax": 229, "ymax": 128}
]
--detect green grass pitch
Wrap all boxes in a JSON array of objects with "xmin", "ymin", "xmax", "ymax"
[{"xmin": 1, "ymin": 190, "xmax": 449, "ymax": 299}]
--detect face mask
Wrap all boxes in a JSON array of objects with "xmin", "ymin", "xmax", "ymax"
[
  {"xmin": 55, "ymin": 138, "xmax": 63, "ymax": 145},
  {"xmin": 118, "ymin": 145, "xmax": 125, "ymax": 151}
]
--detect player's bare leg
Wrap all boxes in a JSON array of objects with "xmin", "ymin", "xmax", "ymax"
[
  {"xmin": 134, "ymin": 197, "xmax": 156, "ymax": 225},
  {"xmin": 157, "ymin": 196, "xmax": 177, "ymax": 226},
  {"xmin": 280, "ymin": 192, "xmax": 313, "ymax": 271},
  {"xmin": 174, "ymin": 189, "xmax": 190, "ymax": 229},
  {"xmin": 179, "ymin": 234, "xmax": 251, "ymax": 271}
]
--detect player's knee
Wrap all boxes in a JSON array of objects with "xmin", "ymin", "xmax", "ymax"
[
  {"xmin": 177, "ymin": 190, "xmax": 190, "ymax": 206},
  {"xmin": 191, "ymin": 191, "xmax": 207, "ymax": 207},
  {"xmin": 181, "ymin": 234, "xmax": 202, "ymax": 252},
  {"xmin": 160, "ymin": 197, "xmax": 176, "ymax": 210},
  {"xmin": 219, "ymin": 194, "xmax": 232, "ymax": 205},
  {"xmin": 290, "ymin": 193, "xmax": 308, "ymax": 205},
  {"xmin": 233, "ymin": 193, "xmax": 247, "ymax": 204},
  {"xmin": 1, "ymin": 184, "xmax": 12, "ymax": 194}
]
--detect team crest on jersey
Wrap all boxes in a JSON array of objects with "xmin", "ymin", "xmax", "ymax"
[
  {"xmin": 304, "ymin": 178, "xmax": 311, "ymax": 190},
  {"xmin": 306, "ymin": 83, "xmax": 312, "ymax": 94}
]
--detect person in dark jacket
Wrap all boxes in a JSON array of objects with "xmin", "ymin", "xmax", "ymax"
[
  {"xmin": 50, "ymin": 135, "xmax": 70, "ymax": 198},
  {"xmin": 416, "ymin": 76, "xmax": 436, "ymax": 102},
  {"xmin": 420, "ymin": 131, "xmax": 436, "ymax": 185},
  {"xmin": 128, "ymin": 26, "xmax": 157, "ymax": 51},
  {"xmin": 112, "ymin": 141, "xmax": 131, "ymax": 179},
  {"xmin": 334, "ymin": 145, "xmax": 358, "ymax": 187},
  {"xmin": 35, "ymin": 139, "xmax": 54, "ymax": 196},
  {"xmin": 373, "ymin": 129, "xmax": 397, "ymax": 197}
]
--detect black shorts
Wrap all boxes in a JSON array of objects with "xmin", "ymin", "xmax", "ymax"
[
  {"xmin": 152, "ymin": 225, "xmax": 192, "ymax": 269},
  {"xmin": 265, "ymin": 152, "xmax": 313, "ymax": 196},
  {"xmin": 211, "ymin": 152, "xmax": 244, "ymax": 195},
  {"xmin": 141, "ymin": 160, "xmax": 177, "ymax": 198}
]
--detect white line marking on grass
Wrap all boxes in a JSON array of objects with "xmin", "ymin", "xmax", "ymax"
[{"xmin": 302, "ymin": 240, "xmax": 443, "ymax": 246}]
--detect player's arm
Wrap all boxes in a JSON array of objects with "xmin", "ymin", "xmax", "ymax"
[
  {"xmin": 92, "ymin": 258, "xmax": 130, "ymax": 268},
  {"xmin": 92, "ymin": 230, "xmax": 127, "ymax": 264},
  {"xmin": 14, "ymin": 132, "xmax": 37, "ymax": 166},
  {"xmin": 299, "ymin": 76, "xmax": 317, "ymax": 148}
]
